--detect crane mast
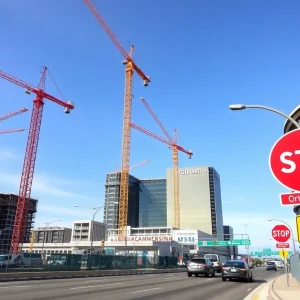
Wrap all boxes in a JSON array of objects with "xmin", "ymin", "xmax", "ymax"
[
  {"xmin": 131, "ymin": 97, "xmax": 193, "ymax": 229},
  {"xmin": 0, "ymin": 66, "xmax": 74, "ymax": 253},
  {"xmin": 83, "ymin": 0, "xmax": 150, "ymax": 237}
]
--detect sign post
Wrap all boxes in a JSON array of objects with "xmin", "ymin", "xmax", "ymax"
[
  {"xmin": 269, "ymin": 128, "xmax": 300, "ymax": 192},
  {"xmin": 279, "ymin": 249, "xmax": 290, "ymax": 287}
]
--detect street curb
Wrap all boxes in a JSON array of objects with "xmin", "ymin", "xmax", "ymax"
[
  {"xmin": 243, "ymin": 275, "xmax": 280, "ymax": 300},
  {"xmin": 0, "ymin": 268, "xmax": 186, "ymax": 282},
  {"xmin": 268, "ymin": 275, "xmax": 283, "ymax": 300}
]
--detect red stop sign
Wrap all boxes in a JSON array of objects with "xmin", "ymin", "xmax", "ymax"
[
  {"xmin": 269, "ymin": 129, "xmax": 300, "ymax": 191},
  {"xmin": 271, "ymin": 225, "xmax": 291, "ymax": 243}
]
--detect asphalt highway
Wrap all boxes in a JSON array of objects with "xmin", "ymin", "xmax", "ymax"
[{"xmin": 0, "ymin": 268, "xmax": 283, "ymax": 300}]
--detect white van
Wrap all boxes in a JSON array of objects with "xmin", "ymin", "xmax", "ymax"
[{"xmin": 204, "ymin": 254, "xmax": 227, "ymax": 272}]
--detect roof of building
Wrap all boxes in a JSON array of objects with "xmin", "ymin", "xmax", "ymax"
[{"xmin": 283, "ymin": 105, "xmax": 300, "ymax": 134}]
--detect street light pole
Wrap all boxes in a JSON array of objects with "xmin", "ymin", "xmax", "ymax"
[
  {"xmin": 229, "ymin": 104, "xmax": 300, "ymax": 129},
  {"xmin": 243, "ymin": 223, "xmax": 250, "ymax": 265},
  {"xmin": 41, "ymin": 220, "xmax": 61, "ymax": 258},
  {"xmin": 268, "ymin": 219, "xmax": 297, "ymax": 253},
  {"xmin": 89, "ymin": 206, "xmax": 104, "ymax": 254}
]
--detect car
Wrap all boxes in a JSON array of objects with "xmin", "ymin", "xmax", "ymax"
[
  {"xmin": 204, "ymin": 254, "xmax": 227, "ymax": 273},
  {"xmin": 266, "ymin": 261, "xmax": 277, "ymax": 271},
  {"xmin": 275, "ymin": 261, "xmax": 283, "ymax": 269},
  {"xmin": 187, "ymin": 257, "xmax": 215, "ymax": 277},
  {"xmin": 221, "ymin": 260, "xmax": 253, "ymax": 282}
]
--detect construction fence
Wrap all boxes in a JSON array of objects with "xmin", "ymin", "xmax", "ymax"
[
  {"xmin": 0, "ymin": 253, "xmax": 179, "ymax": 273},
  {"xmin": 289, "ymin": 252, "xmax": 300, "ymax": 283}
]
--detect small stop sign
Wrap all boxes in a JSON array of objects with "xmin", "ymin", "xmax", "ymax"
[
  {"xmin": 269, "ymin": 129, "xmax": 300, "ymax": 191},
  {"xmin": 271, "ymin": 225, "xmax": 291, "ymax": 243}
]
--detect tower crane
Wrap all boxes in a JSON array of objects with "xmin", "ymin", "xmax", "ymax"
[
  {"xmin": 131, "ymin": 97, "xmax": 193, "ymax": 229},
  {"xmin": 115, "ymin": 159, "xmax": 150, "ymax": 172},
  {"xmin": 83, "ymin": 0, "xmax": 150, "ymax": 237},
  {"xmin": 0, "ymin": 67, "xmax": 74, "ymax": 253},
  {"xmin": 0, "ymin": 128, "xmax": 24, "ymax": 135},
  {"xmin": 0, "ymin": 107, "xmax": 28, "ymax": 135}
]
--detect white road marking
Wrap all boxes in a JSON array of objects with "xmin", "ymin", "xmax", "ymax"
[
  {"xmin": 132, "ymin": 287, "xmax": 161, "ymax": 294},
  {"xmin": 70, "ymin": 283, "xmax": 123, "ymax": 290},
  {"xmin": 247, "ymin": 288, "xmax": 252, "ymax": 292},
  {"xmin": 0, "ymin": 285, "xmax": 31, "ymax": 289},
  {"xmin": 85, "ymin": 276, "xmax": 122, "ymax": 282},
  {"xmin": 165, "ymin": 277, "xmax": 177, "ymax": 279}
]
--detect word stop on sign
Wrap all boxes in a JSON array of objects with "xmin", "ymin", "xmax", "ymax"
[{"xmin": 269, "ymin": 129, "xmax": 300, "ymax": 191}]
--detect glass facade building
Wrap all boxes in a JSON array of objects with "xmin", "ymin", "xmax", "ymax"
[
  {"xmin": 103, "ymin": 172, "xmax": 139, "ymax": 232},
  {"xmin": 139, "ymin": 179, "xmax": 167, "ymax": 227}
]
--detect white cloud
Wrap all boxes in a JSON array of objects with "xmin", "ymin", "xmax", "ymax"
[
  {"xmin": 0, "ymin": 172, "xmax": 98, "ymax": 200},
  {"xmin": 0, "ymin": 150, "xmax": 17, "ymax": 160}
]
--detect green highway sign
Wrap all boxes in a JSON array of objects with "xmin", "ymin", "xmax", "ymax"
[
  {"xmin": 251, "ymin": 251, "xmax": 294, "ymax": 256},
  {"xmin": 198, "ymin": 239, "xmax": 251, "ymax": 247},
  {"xmin": 250, "ymin": 251, "xmax": 263, "ymax": 256}
]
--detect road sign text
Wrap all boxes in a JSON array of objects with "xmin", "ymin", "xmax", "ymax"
[{"xmin": 280, "ymin": 193, "xmax": 300, "ymax": 206}]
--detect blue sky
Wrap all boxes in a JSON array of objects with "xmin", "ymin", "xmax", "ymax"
[{"xmin": 0, "ymin": 0, "xmax": 300, "ymax": 254}]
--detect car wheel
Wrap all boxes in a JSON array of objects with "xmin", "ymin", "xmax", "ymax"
[
  {"xmin": 187, "ymin": 272, "xmax": 192, "ymax": 277},
  {"xmin": 195, "ymin": 274, "xmax": 199, "ymax": 277},
  {"xmin": 222, "ymin": 277, "xmax": 226, "ymax": 281},
  {"xmin": 205, "ymin": 272, "xmax": 209, "ymax": 277},
  {"xmin": 211, "ymin": 271, "xmax": 215, "ymax": 277},
  {"xmin": 250, "ymin": 274, "xmax": 253, "ymax": 282}
]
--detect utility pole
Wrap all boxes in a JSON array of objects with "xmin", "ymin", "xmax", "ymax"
[{"xmin": 243, "ymin": 223, "xmax": 250, "ymax": 265}]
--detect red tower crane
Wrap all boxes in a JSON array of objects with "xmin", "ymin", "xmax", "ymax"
[
  {"xmin": 0, "ymin": 67, "xmax": 74, "ymax": 253},
  {"xmin": 0, "ymin": 107, "xmax": 29, "ymax": 135}
]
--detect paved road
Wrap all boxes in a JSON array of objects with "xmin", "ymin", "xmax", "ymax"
[{"xmin": 0, "ymin": 268, "xmax": 283, "ymax": 300}]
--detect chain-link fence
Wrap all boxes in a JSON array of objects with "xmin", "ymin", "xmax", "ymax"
[
  {"xmin": 0, "ymin": 253, "xmax": 179, "ymax": 273},
  {"xmin": 289, "ymin": 252, "xmax": 300, "ymax": 283}
]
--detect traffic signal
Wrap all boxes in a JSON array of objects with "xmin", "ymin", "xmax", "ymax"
[
  {"xmin": 101, "ymin": 240, "xmax": 105, "ymax": 248},
  {"xmin": 296, "ymin": 216, "xmax": 300, "ymax": 242}
]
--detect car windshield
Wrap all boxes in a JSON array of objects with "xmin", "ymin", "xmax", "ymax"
[
  {"xmin": 267, "ymin": 262, "xmax": 275, "ymax": 265},
  {"xmin": 205, "ymin": 255, "xmax": 217, "ymax": 262},
  {"xmin": 0, "ymin": 256, "xmax": 7, "ymax": 261},
  {"xmin": 191, "ymin": 259, "xmax": 206, "ymax": 264},
  {"xmin": 225, "ymin": 261, "xmax": 245, "ymax": 268}
]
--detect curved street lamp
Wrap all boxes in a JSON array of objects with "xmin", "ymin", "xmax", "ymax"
[
  {"xmin": 268, "ymin": 218, "xmax": 297, "ymax": 253},
  {"xmin": 229, "ymin": 104, "xmax": 300, "ymax": 129},
  {"xmin": 41, "ymin": 219, "xmax": 61, "ymax": 257}
]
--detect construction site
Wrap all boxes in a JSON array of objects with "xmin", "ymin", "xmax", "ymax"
[{"xmin": 0, "ymin": 0, "xmax": 198, "ymax": 256}]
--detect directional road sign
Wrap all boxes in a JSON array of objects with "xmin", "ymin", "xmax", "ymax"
[
  {"xmin": 263, "ymin": 248, "xmax": 272, "ymax": 256},
  {"xmin": 269, "ymin": 129, "xmax": 300, "ymax": 191},
  {"xmin": 198, "ymin": 239, "xmax": 251, "ymax": 247},
  {"xmin": 271, "ymin": 225, "xmax": 291, "ymax": 243},
  {"xmin": 280, "ymin": 192, "xmax": 300, "ymax": 206}
]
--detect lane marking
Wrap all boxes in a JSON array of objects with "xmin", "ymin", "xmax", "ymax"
[
  {"xmin": 247, "ymin": 288, "xmax": 252, "ymax": 292},
  {"xmin": 132, "ymin": 287, "xmax": 161, "ymax": 294},
  {"xmin": 70, "ymin": 283, "xmax": 123, "ymax": 290},
  {"xmin": 165, "ymin": 277, "xmax": 177, "ymax": 279},
  {"xmin": 0, "ymin": 285, "xmax": 31, "ymax": 289}
]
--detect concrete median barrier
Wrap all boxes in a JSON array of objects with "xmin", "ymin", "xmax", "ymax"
[{"xmin": 0, "ymin": 268, "xmax": 186, "ymax": 282}]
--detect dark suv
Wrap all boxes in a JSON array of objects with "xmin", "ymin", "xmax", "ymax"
[{"xmin": 187, "ymin": 258, "xmax": 215, "ymax": 277}]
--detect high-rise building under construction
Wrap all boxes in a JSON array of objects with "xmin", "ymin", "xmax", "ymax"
[{"xmin": 0, "ymin": 193, "xmax": 38, "ymax": 253}]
